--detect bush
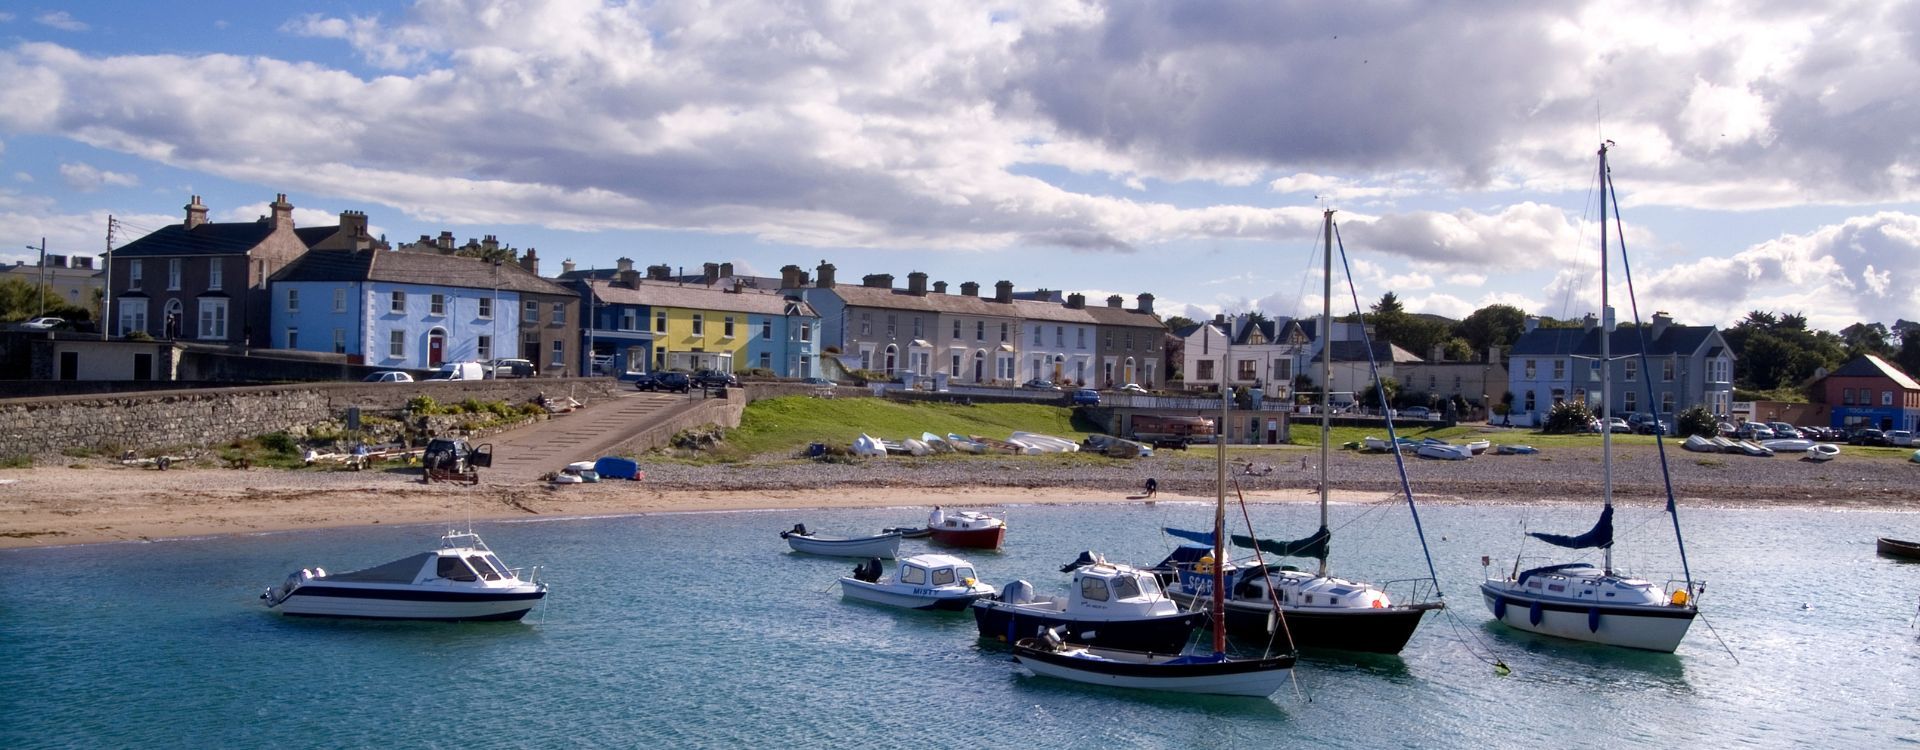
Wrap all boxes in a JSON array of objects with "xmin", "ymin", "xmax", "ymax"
[
  {"xmin": 406, "ymin": 396, "xmax": 441, "ymax": 416},
  {"xmin": 1676, "ymin": 406, "xmax": 1717, "ymax": 438},
  {"xmin": 259, "ymin": 432, "xmax": 299, "ymax": 455},
  {"xmin": 1542, "ymin": 400, "xmax": 1596, "ymax": 434},
  {"xmin": 124, "ymin": 330, "xmax": 153, "ymax": 341},
  {"xmin": 0, "ymin": 454, "xmax": 32, "ymax": 469}
]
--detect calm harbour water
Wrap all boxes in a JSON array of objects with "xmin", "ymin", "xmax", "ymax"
[{"xmin": 3, "ymin": 500, "xmax": 1918, "ymax": 749}]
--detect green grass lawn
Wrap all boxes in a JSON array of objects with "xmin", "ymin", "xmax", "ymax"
[{"xmin": 725, "ymin": 396, "xmax": 1103, "ymax": 456}]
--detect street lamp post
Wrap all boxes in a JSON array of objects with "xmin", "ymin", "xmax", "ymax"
[{"xmin": 28, "ymin": 239, "xmax": 46, "ymax": 319}]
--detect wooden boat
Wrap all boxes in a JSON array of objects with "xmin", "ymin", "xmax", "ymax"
[
  {"xmin": 261, "ymin": 529, "xmax": 545, "ymax": 621},
  {"xmin": 1876, "ymin": 537, "xmax": 1920, "ymax": 560},
  {"xmin": 780, "ymin": 524, "xmax": 903, "ymax": 558},
  {"xmin": 926, "ymin": 507, "xmax": 1006, "ymax": 550},
  {"xmin": 840, "ymin": 554, "xmax": 997, "ymax": 610}
]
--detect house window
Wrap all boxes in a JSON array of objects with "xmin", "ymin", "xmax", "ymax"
[
  {"xmin": 953, "ymin": 320, "xmax": 962, "ymax": 338},
  {"xmin": 1663, "ymin": 359, "xmax": 1676, "ymax": 382},
  {"xmin": 655, "ymin": 347, "xmax": 666, "ymax": 368},
  {"xmin": 389, "ymin": 330, "xmax": 405, "ymax": 358},
  {"xmin": 1885, "ymin": 391, "xmax": 1896, "ymax": 406},
  {"xmin": 1842, "ymin": 388, "xmax": 1854, "ymax": 405},
  {"xmin": 692, "ymin": 314, "xmax": 705, "ymax": 336},
  {"xmin": 286, "ymin": 328, "xmax": 298, "ymax": 349},
  {"xmin": 1552, "ymin": 360, "xmax": 1565, "ymax": 379},
  {"xmin": 1106, "ymin": 331, "xmax": 1115, "ymax": 349},
  {"xmin": 208, "ymin": 260, "xmax": 223, "ymax": 291},
  {"xmin": 1237, "ymin": 360, "xmax": 1258, "ymax": 380},
  {"xmin": 1077, "ymin": 328, "xmax": 1086, "ymax": 349},
  {"xmin": 1709, "ymin": 358, "xmax": 1729, "ymax": 383},
  {"xmin": 551, "ymin": 303, "xmax": 565, "ymax": 325},
  {"xmin": 952, "ymin": 353, "xmax": 961, "ymax": 374},
  {"xmin": 1624, "ymin": 390, "xmax": 1637, "ymax": 413},
  {"xmin": 551, "ymin": 340, "xmax": 565, "ymax": 367},
  {"xmin": 1662, "ymin": 392, "xmax": 1676, "ymax": 414},
  {"xmin": 478, "ymin": 335, "xmax": 492, "ymax": 360},
  {"xmin": 197, "ymin": 298, "xmax": 228, "ymax": 339},
  {"xmin": 1524, "ymin": 359, "xmax": 1536, "ymax": 379},
  {"xmin": 976, "ymin": 321, "xmax": 985, "ymax": 340},
  {"xmin": 333, "ymin": 328, "xmax": 345, "ymax": 354},
  {"xmin": 1000, "ymin": 323, "xmax": 1008, "ymax": 342},
  {"xmin": 119, "ymin": 298, "xmax": 147, "ymax": 336},
  {"xmin": 287, "ymin": 288, "xmax": 300, "ymax": 313},
  {"xmin": 1197, "ymin": 360, "xmax": 1216, "ymax": 380},
  {"xmin": 129, "ymin": 260, "xmax": 143, "ymax": 290},
  {"xmin": 758, "ymin": 351, "xmax": 771, "ymax": 370},
  {"xmin": 723, "ymin": 316, "xmax": 734, "ymax": 337},
  {"xmin": 333, "ymin": 288, "xmax": 346, "ymax": 313},
  {"xmin": 886, "ymin": 315, "xmax": 896, "ymax": 337},
  {"xmin": 1032, "ymin": 325, "xmax": 1042, "ymax": 346},
  {"xmin": 478, "ymin": 297, "xmax": 492, "ymax": 319},
  {"xmin": 656, "ymin": 311, "xmax": 668, "ymax": 332},
  {"xmin": 1275, "ymin": 359, "xmax": 1291, "ymax": 381},
  {"xmin": 761, "ymin": 320, "xmax": 773, "ymax": 340},
  {"xmin": 1055, "ymin": 326, "xmax": 1064, "ymax": 347},
  {"xmin": 799, "ymin": 323, "xmax": 811, "ymax": 342},
  {"xmin": 523, "ymin": 301, "xmax": 538, "ymax": 323},
  {"xmin": 913, "ymin": 318, "xmax": 923, "ymax": 339},
  {"xmin": 1625, "ymin": 360, "xmax": 1638, "ymax": 381},
  {"xmin": 1589, "ymin": 360, "xmax": 1600, "ymax": 380},
  {"xmin": 1525, "ymin": 390, "xmax": 1536, "ymax": 412},
  {"xmin": 619, "ymin": 310, "xmax": 637, "ymax": 331},
  {"xmin": 168, "ymin": 259, "xmax": 182, "ymax": 291},
  {"xmin": 430, "ymin": 294, "xmax": 445, "ymax": 316},
  {"xmin": 1125, "ymin": 332, "xmax": 1134, "ymax": 350},
  {"xmin": 860, "ymin": 313, "xmax": 871, "ymax": 337},
  {"xmin": 389, "ymin": 291, "xmax": 406, "ymax": 313}
]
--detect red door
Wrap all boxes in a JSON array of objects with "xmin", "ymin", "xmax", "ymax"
[{"xmin": 428, "ymin": 333, "xmax": 445, "ymax": 366}]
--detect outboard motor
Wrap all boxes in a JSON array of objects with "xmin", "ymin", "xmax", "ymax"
[
  {"xmin": 998, "ymin": 579, "xmax": 1035, "ymax": 604},
  {"xmin": 852, "ymin": 558, "xmax": 883, "ymax": 583},
  {"xmin": 780, "ymin": 523, "xmax": 810, "ymax": 539},
  {"xmin": 1059, "ymin": 550, "xmax": 1101, "ymax": 573}
]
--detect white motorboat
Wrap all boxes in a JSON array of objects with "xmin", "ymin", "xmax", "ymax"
[
  {"xmin": 1481, "ymin": 144, "xmax": 1701, "ymax": 653},
  {"xmin": 1805, "ymin": 443, "xmax": 1840, "ymax": 461},
  {"xmin": 781, "ymin": 524, "xmax": 903, "ymax": 558},
  {"xmin": 977, "ymin": 552, "xmax": 1203, "ymax": 651},
  {"xmin": 261, "ymin": 529, "xmax": 546, "ymax": 622},
  {"xmin": 1760, "ymin": 438, "xmax": 1814, "ymax": 452},
  {"xmin": 839, "ymin": 554, "xmax": 997, "ymax": 610},
  {"xmin": 1416, "ymin": 442, "xmax": 1472, "ymax": 460}
]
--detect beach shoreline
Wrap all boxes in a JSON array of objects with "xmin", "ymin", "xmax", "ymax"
[{"xmin": 5, "ymin": 444, "xmax": 1917, "ymax": 549}]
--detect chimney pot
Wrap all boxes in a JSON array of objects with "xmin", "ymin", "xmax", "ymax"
[
  {"xmin": 615, "ymin": 257, "xmax": 634, "ymax": 273},
  {"xmin": 961, "ymin": 281, "xmax": 980, "ymax": 297},
  {"xmin": 1136, "ymin": 293, "xmax": 1154, "ymax": 314},
  {"xmin": 994, "ymin": 280, "xmax": 1013, "ymax": 304},
  {"xmin": 562, "ymin": 258, "xmax": 577, "ymax": 275},
  {"xmin": 933, "ymin": 281, "xmax": 948, "ymax": 294},
  {"xmin": 908, "ymin": 272, "xmax": 928, "ymax": 296},
  {"xmin": 1107, "ymin": 295, "xmax": 1124, "ymax": 308},
  {"xmin": 816, "ymin": 261, "xmax": 837, "ymax": 289}
]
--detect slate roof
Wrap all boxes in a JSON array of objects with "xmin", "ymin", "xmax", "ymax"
[
  {"xmin": 269, "ymin": 249, "xmax": 574, "ymax": 297},
  {"xmin": 826, "ymin": 284, "xmax": 1026, "ymax": 318},
  {"xmin": 1081, "ymin": 303, "xmax": 1164, "ymax": 330},
  {"xmin": 1309, "ymin": 341, "xmax": 1422, "ymax": 364},
  {"xmin": 1829, "ymin": 355, "xmax": 1920, "ymax": 390},
  {"xmin": 1508, "ymin": 324, "xmax": 1725, "ymax": 358},
  {"xmin": 587, "ymin": 279, "xmax": 816, "ymax": 317},
  {"xmin": 112, "ymin": 221, "xmax": 280, "ymax": 258}
]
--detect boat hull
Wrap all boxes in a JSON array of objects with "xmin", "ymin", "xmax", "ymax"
[
  {"xmin": 1877, "ymin": 537, "xmax": 1920, "ymax": 560},
  {"xmin": 785, "ymin": 533, "xmax": 903, "ymax": 559},
  {"xmin": 1168, "ymin": 590, "xmax": 1438, "ymax": 654},
  {"xmin": 1479, "ymin": 583, "xmax": 1695, "ymax": 652},
  {"xmin": 277, "ymin": 584, "xmax": 546, "ymax": 622},
  {"xmin": 972, "ymin": 601, "xmax": 1203, "ymax": 652},
  {"xmin": 1012, "ymin": 641, "xmax": 1294, "ymax": 697},
  {"xmin": 929, "ymin": 526, "xmax": 1005, "ymax": 550},
  {"xmin": 839, "ymin": 580, "xmax": 992, "ymax": 611}
]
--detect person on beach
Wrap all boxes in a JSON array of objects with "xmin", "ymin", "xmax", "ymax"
[{"xmin": 1144, "ymin": 478, "xmax": 1158, "ymax": 497}]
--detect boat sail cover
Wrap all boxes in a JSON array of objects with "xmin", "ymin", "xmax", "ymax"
[
  {"xmin": 1163, "ymin": 526, "xmax": 1332, "ymax": 560},
  {"xmin": 1527, "ymin": 506, "xmax": 1614, "ymax": 549}
]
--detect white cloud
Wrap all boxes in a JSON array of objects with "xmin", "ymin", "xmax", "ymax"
[
  {"xmin": 13, "ymin": 172, "xmax": 30, "ymax": 182},
  {"xmin": 0, "ymin": 13, "xmax": 16, "ymax": 24},
  {"xmin": 1644, "ymin": 212, "xmax": 1920, "ymax": 329},
  {"xmin": 58, "ymin": 162, "xmax": 139, "ymax": 191},
  {"xmin": 1447, "ymin": 273, "xmax": 1487, "ymax": 287},
  {"xmin": 36, "ymin": 11, "xmax": 87, "ymax": 32}
]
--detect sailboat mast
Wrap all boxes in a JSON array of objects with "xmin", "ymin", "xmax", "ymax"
[
  {"xmin": 1599, "ymin": 142, "xmax": 1615, "ymax": 575},
  {"xmin": 1213, "ymin": 364, "xmax": 1229, "ymax": 656},
  {"xmin": 1318, "ymin": 208, "xmax": 1334, "ymax": 578}
]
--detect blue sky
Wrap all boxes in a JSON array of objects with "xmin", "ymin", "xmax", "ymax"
[{"xmin": 5, "ymin": 1, "xmax": 1920, "ymax": 333}]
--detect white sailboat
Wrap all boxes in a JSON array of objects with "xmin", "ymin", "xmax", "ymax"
[{"xmin": 1480, "ymin": 143, "xmax": 1703, "ymax": 652}]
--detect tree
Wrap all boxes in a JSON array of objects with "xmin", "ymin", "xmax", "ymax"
[
  {"xmin": 1676, "ymin": 406, "xmax": 1717, "ymax": 438},
  {"xmin": 1898, "ymin": 328, "xmax": 1920, "ymax": 378},
  {"xmin": 1370, "ymin": 292, "xmax": 1405, "ymax": 317},
  {"xmin": 1722, "ymin": 309, "xmax": 1845, "ymax": 392},
  {"xmin": 1441, "ymin": 337, "xmax": 1474, "ymax": 362},
  {"xmin": 1360, "ymin": 377, "xmax": 1399, "ymax": 409},
  {"xmin": 1163, "ymin": 315, "xmax": 1197, "ymax": 332},
  {"xmin": 1840, "ymin": 322, "xmax": 1894, "ymax": 359},
  {"xmin": 1452, "ymin": 304, "xmax": 1529, "ymax": 356}
]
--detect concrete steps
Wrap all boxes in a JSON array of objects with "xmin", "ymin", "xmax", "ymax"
[{"xmin": 482, "ymin": 390, "xmax": 702, "ymax": 483}]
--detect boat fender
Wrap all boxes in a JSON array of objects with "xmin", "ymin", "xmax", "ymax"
[
  {"xmin": 1492, "ymin": 595, "xmax": 1506, "ymax": 620},
  {"xmin": 1195, "ymin": 555, "xmax": 1215, "ymax": 575},
  {"xmin": 1372, "ymin": 598, "xmax": 1385, "ymax": 609},
  {"xmin": 1587, "ymin": 607, "xmax": 1601, "ymax": 633},
  {"xmin": 1670, "ymin": 589, "xmax": 1689, "ymax": 607},
  {"xmin": 1528, "ymin": 601, "xmax": 1543, "ymax": 626}
]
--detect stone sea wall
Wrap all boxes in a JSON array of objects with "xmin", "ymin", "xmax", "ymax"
[{"xmin": 0, "ymin": 378, "xmax": 623, "ymax": 458}]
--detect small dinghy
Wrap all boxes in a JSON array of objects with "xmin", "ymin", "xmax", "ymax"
[
  {"xmin": 853, "ymin": 434, "xmax": 887, "ymax": 457},
  {"xmin": 901, "ymin": 438, "xmax": 932, "ymax": 457},
  {"xmin": 1012, "ymin": 431, "xmax": 1079, "ymax": 453},
  {"xmin": 840, "ymin": 554, "xmax": 997, "ymax": 610},
  {"xmin": 921, "ymin": 432, "xmax": 955, "ymax": 453},
  {"xmin": 1416, "ymin": 442, "xmax": 1472, "ymax": 460},
  {"xmin": 261, "ymin": 529, "xmax": 546, "ymax": 621},
  {"xmin": 1495, "ymin": 444, "xmax": 1538, "ymax": 455},
  {"xmin": 1805, "ymin": 443, "xmax": 1840, "ymax": 462},
  {"xmin": 781, "ymin": 524, "xmax": 904, "ymax": 559},
  {"xmin": 1464, "ymin": 439, "xmax": 1491, "ymax": 455},
  {"xmin": 926, "ymin": 506, "xmax": 1007, "ymax": 550},
  {"xmin": 945, "ymin": 433, "xmax": 988, "ymax": 454},
  {"xmin": 1733, "ymin": 440, "xmax": 1775, "ymax": 457},
  {"xmin": 1760, "ymin": 438, "xmax": 1815, "ymax": 452},
  {"xmin": 1682, "ymin": 435, "xmax": 1718, "ymax": 452},
  {"xmin": 1877, "ymin": 537, "xmax": 1920, "ymax": 560}
]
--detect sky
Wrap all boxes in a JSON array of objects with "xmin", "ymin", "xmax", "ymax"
[{"xmin": 3, "ymin": 1, "xmax": 1919, "ymax": 334}]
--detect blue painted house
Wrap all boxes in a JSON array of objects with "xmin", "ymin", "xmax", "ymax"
[
  {"xmin": 1506, "ymin": 311, "xmax": 1734, "ymax": 426},
  {"xmin": 269, "ymin": 248, "xmax": 575, "ymax": 369}
]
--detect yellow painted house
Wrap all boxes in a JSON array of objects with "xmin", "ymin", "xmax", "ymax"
[{"xmin": 649, "ymin": 305, "xmax": 751, "ymax": 372}]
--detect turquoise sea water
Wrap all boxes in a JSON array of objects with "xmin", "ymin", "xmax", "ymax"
[{"xmin": 4, "ymin": 500, "xmax": 1919, "ymax": 748}]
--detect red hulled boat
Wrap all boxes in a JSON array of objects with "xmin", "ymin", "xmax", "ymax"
[{"xmin": 927, "ymin": 507, "xmax": 1006, "ymax": 550}]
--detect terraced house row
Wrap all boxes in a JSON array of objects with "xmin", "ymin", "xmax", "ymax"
[{"xmin": 98, "ymin": 194, "xmax": 1167, "ymax": 385}]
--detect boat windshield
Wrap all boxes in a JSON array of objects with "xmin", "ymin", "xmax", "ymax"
[
  {"xmin": 901, "ymin": 565, "xmax": 926, "ymax": 585},
  {"xmin": 1112, "ymin": 574, "xmax": 1144, "ymax": 600},
  {"xmin": 956, "ymin": 567, "xmax": 975, "ymax": 581},
  {"xmin": 931, "ymin": 567, "xmax": 956, "ymax": 585},
  {"xmin": 436, "ymin": 556, "xmax": 479, "ymax": 582},
  {"xmin": 465, "ymin": 555, "xmax": 504, "ymax": 581}
]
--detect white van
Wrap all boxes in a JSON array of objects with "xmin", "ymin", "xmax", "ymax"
[{"xmin": 425, "ymin": 362, "xmax": 486, "ymax": 381}]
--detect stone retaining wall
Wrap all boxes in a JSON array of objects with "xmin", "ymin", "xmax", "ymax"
[
  {"xmin": 0, "ymin": 378, "xmax": 624, "ymax": 458},
  {"xmin": 608, "ymin": 396, "xmax": 747, "ymax": 456}
]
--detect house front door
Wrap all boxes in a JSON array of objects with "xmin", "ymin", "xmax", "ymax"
[{"xmin": 428, "ymin": 332, "xmax": 445, "ymax": 366}]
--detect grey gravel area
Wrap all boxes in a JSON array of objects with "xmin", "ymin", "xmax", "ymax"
[{"xmin": 631, "ymin": 444, "xmax": 1920, "ymax": 507}]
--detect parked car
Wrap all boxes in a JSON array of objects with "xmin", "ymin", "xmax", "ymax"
[
  {"xmin": 1604, "ymin": 417, "xmax": 1632, "ymax": 433},
  {"xmin": 1804, "ymin": 426, "xmax": 1839, "ymax": 441},
  {"xmin": 1733, "ymin": 422, "xmax": 1775, "ymax": 441},
  {"xmin": 1849, "ymin": 428, "xmax": 1889, "ymax": 446},
  {"xmin": 20, "ymin": 316, "xmax": 66, "ymax": 330},
  {"xmin": 424, "ymin": 362, "xmax": 486, "ymax": 381},
  {"xmin": 1766, "ymin": 422, "xmax": 1801, "ymax": 440},
  {"xmin": 362, "ymin": 371, "xmax": 414, "ymax": 383},
  {"xmin": 1117, "ymin": 383, "xmax": 1149, "ymax": 394},
  {"xmin": 486, "ymin": 358, "xmax": 535, "ymax": 379},
  {"xmin": 1628, "ymin": 413, "xmax": 1670, "ymax": 435},
  {"xmin": 1071, "ymin": 388, "xmax": 1101, "ymax": 406},
  {"xmin": 691, "ymin": 369, "xmax": 740, "ymax": 388},
  {"xmin": 1020, "ymin": 379, "xmax": 1062, "ymax": 391},
  {"xmin": 634, "ymin": 372, "xmax": 692, "ymax": 393},
  {"xmin": 1399, "ymin": 406, "xmax": 1433, "ymax": 420},
  {"xmin": 1889, "ymin": 430, "xmax": 1916, "ymax": 447}
]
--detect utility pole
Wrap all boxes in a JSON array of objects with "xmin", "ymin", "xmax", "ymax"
[
  {"xmin": 102, "ymin": 217, "xmax": 116, "ymax": 340},
  {"xmin": 33, "ymin": 237, "xmax": 47, "ymax": 319}
]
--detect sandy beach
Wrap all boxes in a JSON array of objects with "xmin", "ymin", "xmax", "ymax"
[{"xmin": 4, "ymin": 443, "xmax": 1917, "ymax": 549}]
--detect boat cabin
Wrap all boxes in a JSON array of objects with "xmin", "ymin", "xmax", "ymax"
[
  {"xmin": 323, "ymin": 546, "xmax": 521, "ymax": 587},
  {"xmin": 1232, "ymin": 568, "xmax": 1392, "ymax": 610},
  {"xmin": 896, "ymin": 554, "xmax": 979, "ymax": 589},
  {"xmin": 1513, "ymin": 563, "xmax": 1664, "ymax": 606},
  {"xmin": 1069, "ymin": 562, "xmax": 1176, "ymax": 616}
]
